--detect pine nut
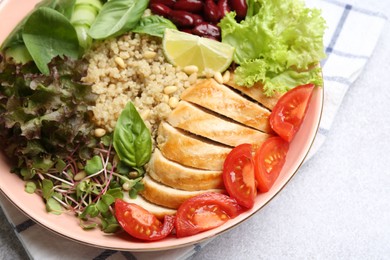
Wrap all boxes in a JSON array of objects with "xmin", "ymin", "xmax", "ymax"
[
  {"xmin": 222, "ymin": 70, "xmax": 231, "ymax": 83},
  {"xmin": 214, "ymin": 71, "xmax": 223, "ymax": 84},
  {"xmin": 163, "ymin": 85, "xmax": 178, "ymax": 95},
  {"xmin": 168, "ymin": 97, "xmax": 179, "ymax": 108},
  {"xmin": 114, "ymin": 57, "xmax": 126, "ymax": 69},
  {"xmin": 74, "ymin": 171, "xmax": 86, "ymax": 181},
  {"xmin": 94, "ymin": 128, "xmax": 106, "ymax": 137},
  {"xmin": 188, "ymin": 73, "xmax": 198, "ymax": 84},
  {"xmin": 143, "ymin": 51, "xmax": 157, "ymax": 59},
  {"xmin": 183, "ymin": 65, "xmax": 199, "ymax": 75}
]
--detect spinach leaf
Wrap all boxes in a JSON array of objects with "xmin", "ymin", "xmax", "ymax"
[
  {"xmin": 132, "ymin": 15, "xmax": 177, "ymax": 38},
  {"xmin": 113, "ymin": 102, "xmax": 152, "ymax": 169},
  {"xmin": 88, "ymin": 0, "xmax": 149, "ymax": 39},
  {"xmin": 1, "ymin": 0, "xmax": 76, "ymax": 51},
  {"xmin": 22, "ymin": 7, "xmax": 80, "ymax": 75}
]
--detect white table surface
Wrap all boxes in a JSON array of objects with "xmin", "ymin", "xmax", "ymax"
[{"xmin": 1, "ymin": 0, "xmax": 389, "ymax": 259}]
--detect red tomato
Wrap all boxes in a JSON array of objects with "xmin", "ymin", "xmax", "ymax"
[
  {"xmin": 254, "ymin": 137, "xmax": 289, "ymax": 192},
  {"xmin": 222, "ymin": 144, "xmax": 257, "ymax": 208},
  {"xmin": 175, "ymin": 192, "xmax": 242, "ymax": 238},
  {"xmin": 114, "ymin": 199, "xmax": 175, "ymax": 241},
  {"xmin": 270, "ymin": 84, "xmax": 315, "ymax": 142}
]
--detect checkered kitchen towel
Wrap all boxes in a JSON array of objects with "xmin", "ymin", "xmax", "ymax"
[{"xmin": 0, "ymin": 0, "xmax": 387, "ymax": 259}]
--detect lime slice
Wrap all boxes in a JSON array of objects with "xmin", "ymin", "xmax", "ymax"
[{"xmin": 162, "ymin": 29, "xmax": 234, "ymax": 74}]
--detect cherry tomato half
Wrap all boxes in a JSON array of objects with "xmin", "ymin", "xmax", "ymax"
[
  {"xmin": 222, "ymin": 143, "xmax": 257, "ymax": 209},
  {"xmin": 175, "ymin": 192, "xmax": 242, "ymax": 238},
  {"xmin": 270, "ymin": 84, "xmax": 315, "ymax": 142},
  {"xmin": 254, "ymin": 137, "xmax": 289, "ymax": 192},
  {"xmin": 114, "ymin": 199, "xmax": 175, "ymax": 241}
]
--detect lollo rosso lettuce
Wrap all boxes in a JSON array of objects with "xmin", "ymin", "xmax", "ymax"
[{"xmin": 219, "ymin": 0, "xmax": 326, "ymax": 96}]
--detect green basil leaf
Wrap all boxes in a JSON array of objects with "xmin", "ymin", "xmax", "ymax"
[
  {"xmin": 88, "ymin": 0, "xmax": 149, "ymax": 39},
  {"xmin": 132, "ymin": 15, "xmax": 177, "ymax": 38},
  {"xmin": 113, "ymin": 102, "xmax": 152, "ymax": 168},
  {"xmin": 22, "ymin": 7, "xmax": 80, "ymax": 75}
]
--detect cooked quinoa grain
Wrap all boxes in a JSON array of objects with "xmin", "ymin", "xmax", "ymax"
[{"xmin": 82, "ymin": 33, "xmax": 198, "ymax": 141}]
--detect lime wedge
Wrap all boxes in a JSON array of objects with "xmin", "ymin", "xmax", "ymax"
[{"xmin": 162, "ymin": 29, "xmax": 234, "ymax": 74}]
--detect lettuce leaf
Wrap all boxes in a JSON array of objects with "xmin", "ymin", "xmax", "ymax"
[{"xmin": 219, "ymin": 0, "xmax": 326, "ymax": 96}]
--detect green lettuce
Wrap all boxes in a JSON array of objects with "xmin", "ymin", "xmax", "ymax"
[{"xmin": 219, "ymin": 0, "xmax": 326, "ymax": 96}]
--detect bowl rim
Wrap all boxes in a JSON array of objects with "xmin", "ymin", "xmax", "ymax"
[{"xmin": 0, "ymin": 0, "xmax": 325, "ymax": 252}]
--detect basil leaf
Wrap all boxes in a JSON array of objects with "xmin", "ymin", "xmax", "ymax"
[
  {"xmin": 22, "ymin": 7, "xmax": 80, "ymax": 75},
  {"xmin": 113, "ymin": 102, "xmax": 152, "ymax": 168},
  {"xmin": 89, "ymin": 0, "xmax": 149, "ymax": 39},
  {"xmin": 132, "ymin": 15, "xmax": 177, "ymax": 38}
]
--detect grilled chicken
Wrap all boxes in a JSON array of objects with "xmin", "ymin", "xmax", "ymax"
[
  {"xmin": 139, "ymin": 77, "xmax": 282, "ymax": 211},
  {"xmin": 225, "ymin": 78, "xmax": 282, "ymax": 110},
  {"xmin": 167, "ymin": 101, "xmax": 272, "ymax": 150},
  {"xmin": 141, "ymin": 174, "xmax": 224, "ymax": 209},
  {"xmin": 181, "ymin": 79, "xmax": 272, "ymax": 133},
  {"xmin": 147, "ymin": 148, "xmax": 223, "ymax": 191},
  {"xmin": 123, "ymin": 193, "xmax": 176, "ymax": 219},
  {"xmin": 157, "ymin": 121, "xmax": 232, "ymax": 171}
]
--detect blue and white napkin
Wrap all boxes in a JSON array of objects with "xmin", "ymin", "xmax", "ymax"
[{"xmin": 0, "ymin": 0, "xmax": 387, "ymax": 259}]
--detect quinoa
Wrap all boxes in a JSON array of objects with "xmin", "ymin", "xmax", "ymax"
[{"xmin": 82, "ymin": 33, "xmax": 199, "ymax": 143}]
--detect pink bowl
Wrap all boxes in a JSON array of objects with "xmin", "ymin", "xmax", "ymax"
[{"xmin": 0, "ymin": 0, "xmax": 324, "ymax": 251}]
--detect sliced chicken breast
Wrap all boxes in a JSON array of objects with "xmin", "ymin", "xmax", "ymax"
[
  {"xmin": 181, "ymin": 79, "xmax": 272, "ymax": 133},
  {"xmin": 147, "ymin": 148, "xmax": 223, "ymax": 191},
  {"xmin": 157, "ymin": 121, "xmax": 232, "ymax": 171},
  {"xmin": 225, "ymin": 78, "xmax": 282, "ymax": 110},
  {"xmin": 141, "ymin": 174, "xmax": 224, "ymax": 209},
  {"xmin": 123, "ymin": 193, "xmax": 176, "ymax": 219},
  {"xmin": 167, "ymin": 101, "xmax": 272, "ymax": 149}
]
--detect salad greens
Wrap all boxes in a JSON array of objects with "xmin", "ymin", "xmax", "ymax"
[
  {"xmin": 88, "ymin": 0, "xmax": 150, "ymax": 39},
  {"xmin": 0, "ymin": 0, "xmax": 169, "ymax": 232},
  {"xmin": 132, "ymin": 15, "xmax": 177, "ymax": 38},
  {"xmin": 219, "ymin": 0, "xmax": 326, "ymax": 96},
  {"xmin": 22, "ymin": 7, "xmax": 80, "ymax": 75},
  {"xmin": 113, "ymin": 102, "xmax": 152, "ymax": 173},
  {"xmin": 1, "ymin": 0, "xmax": 176, "ymax": 75}
]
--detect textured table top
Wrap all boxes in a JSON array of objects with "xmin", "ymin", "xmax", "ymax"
[{"xmin": 1, "ymin": 0, "xmax": 389, "ymax": 259}]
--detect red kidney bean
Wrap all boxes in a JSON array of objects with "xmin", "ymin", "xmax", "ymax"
[
  {"xmin": 229, "ymin": 0, "xmax": 247, "ymax": 20},
  {"xmin": 174, "ymin": 0, "xmax": 203, "ymax": 13},
  {"xmin": 149, "ymin": 0, "xmax": 177, "ymax": 8},
  {"xmin": 204, "ymin": 0, "xmax": 221, "ymax": 23},
  {"xmin": 169, "ymin": 10, "xmax": 204, "ymax": 27},
  {"xmin": 180, "ymin": 28, "xmax": 193, "ymax": 34},
  {"xmin": 192, "ymin": 22, "xmax": 221, "ymax": 40},
  {"xmin": 150, "ymin": 3, "xmax": 172, "ymax": 18},
  {"xmin": 217, "ymin": 0, "xmax": 231, "ymax": 17}
]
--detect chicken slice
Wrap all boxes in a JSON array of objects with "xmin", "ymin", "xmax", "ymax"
[
  {"xmin": 167, "ymin": 101, "xmax": 272, "ymax": 150},
  {"xmin": 141, "ymin": 174, "xmax": 224, "ymax": 209},
  {"xmin": 181, "ymin": 79, "xmax": 272, "ymax": 133},
  {"xmin": 157, "ymin": 121, "xmax": 232, "ymax": 171},
  {"xmin": 225, "ymin": 77, "xmax": 282, "ymax": 110},
  {"xmin": 123, "ymin": 193, "xmax": 176, "ymax": 219},
  {"xmin": 147, "ymin": 148, "xmax": 223, "ymax": 191}
]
